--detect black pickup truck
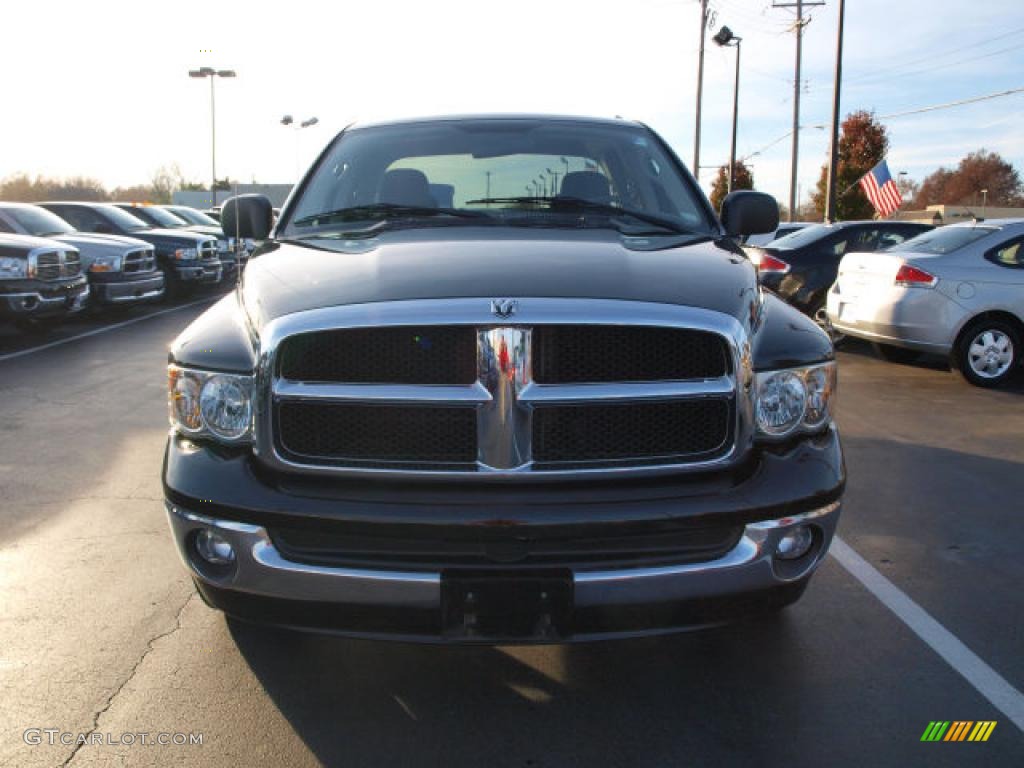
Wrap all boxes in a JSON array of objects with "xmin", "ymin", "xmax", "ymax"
[
  {"xmin": 40, "ymin": 202, "xmax": 222, "ymax": 296},
  {"xmin": 163, "ymin": 115, "xmax": 844, "ymax": 643}
]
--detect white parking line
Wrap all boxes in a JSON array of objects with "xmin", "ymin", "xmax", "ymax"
[
  {"xmin": 830, "ymin": 535, "xmax": 1024, "ymax": 732},
  {"xmin": 0, "ymin": 298, "xmax": 217, "ymax": 363}
]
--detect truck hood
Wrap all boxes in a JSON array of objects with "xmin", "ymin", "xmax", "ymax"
[
  {"xmin": 185, "ymin": 224, "xmax": 225, "ymax": 239},
  {"xmin": 50, "ymin": 232, "xmax": 153, "ymax": 252},
  {"xmin": 240, "ymin": 227, "xmax": 758, "ymax": 331},
  {"xmin": 129, "ymin": 228, "xmax": 215, "ymax": 247}
]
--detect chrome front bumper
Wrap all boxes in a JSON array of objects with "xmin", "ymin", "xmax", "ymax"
[
  {"xmin": 167, "ymin": 500, "xmax": 841, "ymax": 640},
  {"xmin": 0, "ymin": 285, "xmax": 89, "ymax": 316},
  {"xmin": 93, "ymin": 274, "xmax": 165, "ymax": 304}
]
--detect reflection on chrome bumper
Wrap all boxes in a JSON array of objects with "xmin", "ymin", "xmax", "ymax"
[
  {"xmin": 167, "ymin": 501, "xmax": 841, "ymax": 617},
  {"xmin": 0, "ymin": 285, "xmax": 89, "ymax": 316},
  {"xmin": 94, "ymin": 274, "xmax": 165, "ymax": 304}
]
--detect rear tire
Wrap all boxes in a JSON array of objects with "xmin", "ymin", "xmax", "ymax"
[
  {"xmin": 955, "ymin": 318, "xmax": 1020, "ymax": 388},
  {"xmin": 871, "ymin": 343, "xmax": 922, "ymax": 365}
]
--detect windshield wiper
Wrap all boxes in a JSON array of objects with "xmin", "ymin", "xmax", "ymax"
[
  {"xmin": 293, "ymin": 203, "xmax": 489, "ymax": 227},
  {"xmin": 463, "ymin": 196, "xmax": 694, "ymax": 235}
]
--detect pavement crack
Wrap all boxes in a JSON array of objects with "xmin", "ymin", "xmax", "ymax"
[{"xmin": 61, "ymin": 591, "xmax": 197, "ymax": 768}]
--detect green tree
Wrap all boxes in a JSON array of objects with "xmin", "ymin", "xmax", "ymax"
[
  {"xmin": 709, "ymin": 161, "xmax": 754, "ymax": 212},
  {"xmin": 811, "ymin": 110, "xmax": 889, "ymax": 220}
]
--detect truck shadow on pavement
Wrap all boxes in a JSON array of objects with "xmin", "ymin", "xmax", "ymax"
[{"xmin": 226, "ymin": 613, "xmax": 818, "ymax": 766}]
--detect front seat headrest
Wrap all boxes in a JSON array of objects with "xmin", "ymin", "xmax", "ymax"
[{"xmin": 379, "ymin": 169, "xmax": 436, "ymax": 208}]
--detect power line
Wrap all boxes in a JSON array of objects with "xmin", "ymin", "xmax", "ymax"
[
  {"xmin": 739, "ymin": 86, "xmax": 1024, "ymax": 161},
  {"xmin": 809, "ymin": 43, "xmax": 1020, "ymax": 92},
  {"xmin": 842, "ymin": 25, "xmax": 1024, "ymax": 85}
]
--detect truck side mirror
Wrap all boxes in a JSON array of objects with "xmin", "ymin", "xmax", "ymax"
[
  {"xmin": 720, "ymin": 191, "xmax": 779, "ymax": 238},
  {"xmin": 222, "ymin": 194, "xmax": 273, "ymax": 240}
]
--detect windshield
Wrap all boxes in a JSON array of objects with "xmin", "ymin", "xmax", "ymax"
[
  {"xmin": 767, "ymin": 224, "xmax": 835, "ymax": 250},
  {"xmin": 284, "ymin": 119, "xmax": 714, "ymax": 237},
  {"xmin": 888, "ymin": 225, "xmax": 998, "ymax": 255},
  {"xmin": 99, "ymin": 205, "xmax": 151, "ymax": 232},
  {"xmin": 5, "ymin": 206, "xmax": 75, "ymax": 237},
  {"xmin": 126, "ymin": 206, "xmax": 187, "ymax": 228},
  {"xmin": 168, "ymin": 207, "xmax": 220, "ymax": 226}
]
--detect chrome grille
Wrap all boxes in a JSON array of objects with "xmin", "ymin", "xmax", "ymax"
[
  {"xmin": 199, "ymin": 241, "xmax": 218, "ymax": 260},
  {"xmin": 32, "ymin": 250, "xmax": 82, "ymax": 280},
  {"xmin": 257, "ymin": 298, "xmax": 753, "ymax": 480},
  {"xmin": 123, "ymin": 248, "xmax": 156, "ymax": 273}
]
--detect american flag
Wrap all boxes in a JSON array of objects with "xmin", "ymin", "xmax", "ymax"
[{"xmin": 858, "ymin": 159, "xmax": 903, "ymax": 218}]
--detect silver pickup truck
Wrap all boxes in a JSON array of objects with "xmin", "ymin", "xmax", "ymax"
[
  {"xmin": 0, "ymin": 233, "xmax": 89, "ymax": 323},
  {"xmin": 0, "ymin": 203, "xmax": 164, "ymax": 307}
]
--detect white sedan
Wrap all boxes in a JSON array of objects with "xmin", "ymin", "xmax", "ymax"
[{"xmin": 827, "ymin": 218, "xmax": 1024, "ymax": 388}]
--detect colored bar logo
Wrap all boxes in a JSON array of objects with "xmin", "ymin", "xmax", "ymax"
[{"xmin": 921, "ymin": 721, "xmax": 996, "ymax": 742}]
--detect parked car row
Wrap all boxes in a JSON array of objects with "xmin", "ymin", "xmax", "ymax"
[
  {"xmin": 0, "ymin": 202, "xmax": 245, "ymax": 327},
  {"xmin": 744, "ymin": 217, "xmax": 1024, "ymax": 388}
]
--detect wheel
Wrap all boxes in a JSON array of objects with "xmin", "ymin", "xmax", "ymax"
[
  {"xmin": 871, "ymin": 343, "xmax": 921, "ymax": 365},
  {"xmin": 813, "ymin": 303, "xmax": 846, "ymax": 345},
  {"xmin": 956, "ymin": 319, "xmax": 1020, "ymax": 388},
  {"xmin": 160, "ymin": 267, "xmax": 184, "ymax": 301}
]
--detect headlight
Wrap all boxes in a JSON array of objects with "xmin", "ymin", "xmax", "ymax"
[
  {"xmin": 89, "ymin": 255, "xmax": 122, "ymax": 273},
  {"xmin": 168, "ymin": 365, "xmax": 253, "ymax": 443},
  {"xmin": 0, "ymin": 257, "xmax": 27, "ymax": 278},
  {"xmin": 754, "ymin": 362, "xmax": 837, "ymax": 439},
  {"xmin": 173, "ymin": 247, "xmax": 198, "ymax": 260}
]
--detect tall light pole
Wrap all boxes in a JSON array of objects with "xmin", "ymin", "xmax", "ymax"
[
  {"xmin": 281, "ymin": 115, "xmax": 319, "ymax": 179},
  {"xmin": 824, "ymin": 0, "xmax": 846, "ymax": 223},
  {"xmin": 713, "ymin": 26, "xmax": 742, "ymax": 194},
  {"xmin": 188, "ymin": 67, "xmax": 236, "ymax": 206},
  {"xmin": 693, "ymin": 0, "xmax": 710, "ymax": 181}
]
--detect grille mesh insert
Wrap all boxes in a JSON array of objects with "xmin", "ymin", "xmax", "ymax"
[
  {"xmin": 533, "ymin": 326, "xmax": 728, "ymax": 383},
  {"xmin": 278, "ymin": 327, "xmax": 478, "ymax": 384},
  {"xmin": 533, "ymin": 399, "xmax": 731, "ymax": 464},
  {"xmin": 277, "ymin": 401, "xmax": 477, "ymax": 464}
]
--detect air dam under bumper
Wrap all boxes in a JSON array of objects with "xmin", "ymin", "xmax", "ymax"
[{"xmin": 167, "ymin": 500, "xmax": 841, "ymax": 642}]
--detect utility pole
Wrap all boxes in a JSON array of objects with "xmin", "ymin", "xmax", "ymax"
[
  {"xmin": 773, "ymin": 1, "xmax": 824, "ymax": 221},
  {"xmin": 693, "ymin": 0, "xmax": 709, "ymax": 180},
  {"xmin": 824, "ymin": 0, "xmax": 846, "ymax": 223}
]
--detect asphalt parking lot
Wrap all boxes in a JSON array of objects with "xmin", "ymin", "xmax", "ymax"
[{"xmin": 1, "ymin": 297, "xmax": 1021, "ymax": 768}]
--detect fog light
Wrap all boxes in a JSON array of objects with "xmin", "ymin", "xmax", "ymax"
[
  {"xmin": 776, "ymin": 525, "xmax": 814, "ymax": 560},
  {"xmin": 195, "ymin": 529, "xmax": 235, "ymax": 565}
]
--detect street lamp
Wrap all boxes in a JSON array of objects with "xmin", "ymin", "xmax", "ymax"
[
  {"xmin": 281, "ymin": 115, "xmax": 319, "ymax": 178},
  {"xmin": 188, "ymin": 67, "xmax": 236, "ymax": 206},
  {"xmin": 712, "ymin": 26, "xmax": 742, "ymax": 195},
  {"xmin": 980, "ymin": 188, "xmax": 988, "ymax": 217}
]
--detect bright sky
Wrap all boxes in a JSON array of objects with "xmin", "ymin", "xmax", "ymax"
[{"xmin": 3, "ymin": 0, "xmax": 1022, "ymax": 208}]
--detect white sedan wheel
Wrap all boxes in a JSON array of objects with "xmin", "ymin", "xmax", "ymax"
[{"xmin": 968, "ymin": 329, "xmax": 1014, "ymax": 379}]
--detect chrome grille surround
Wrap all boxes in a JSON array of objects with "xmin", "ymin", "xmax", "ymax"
[
  {"xmin": 254, "ymin": 298, "xmax": 755, "ymax": 481},
  {"xmin": 199, "ymin": 240, "xmax": 219, "ymax": 260},
  {"xmin": 29, "ymin": 249, "xmax": 82, "ymax": 280},
  {"xmin": 123, "ymin": 248, "xmax": 156, "ymax": 273}
]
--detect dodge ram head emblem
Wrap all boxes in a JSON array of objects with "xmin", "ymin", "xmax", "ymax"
[{"xmin": 490, "ymin": 299, "xmax": 518, "ymax": 319}]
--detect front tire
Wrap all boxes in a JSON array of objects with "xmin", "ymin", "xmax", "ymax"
[
  {"xmin": 872, "ymin": 343, "xmax": 921, "ymax": 365},
  {"xmin": 956, "ymin": 319, "xmax": 1020, "ymax": 388}
]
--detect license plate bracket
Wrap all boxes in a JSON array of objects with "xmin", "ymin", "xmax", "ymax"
[{"xmin": 441, "ymin": 570, "xmax": 573, "ymax": 640}]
